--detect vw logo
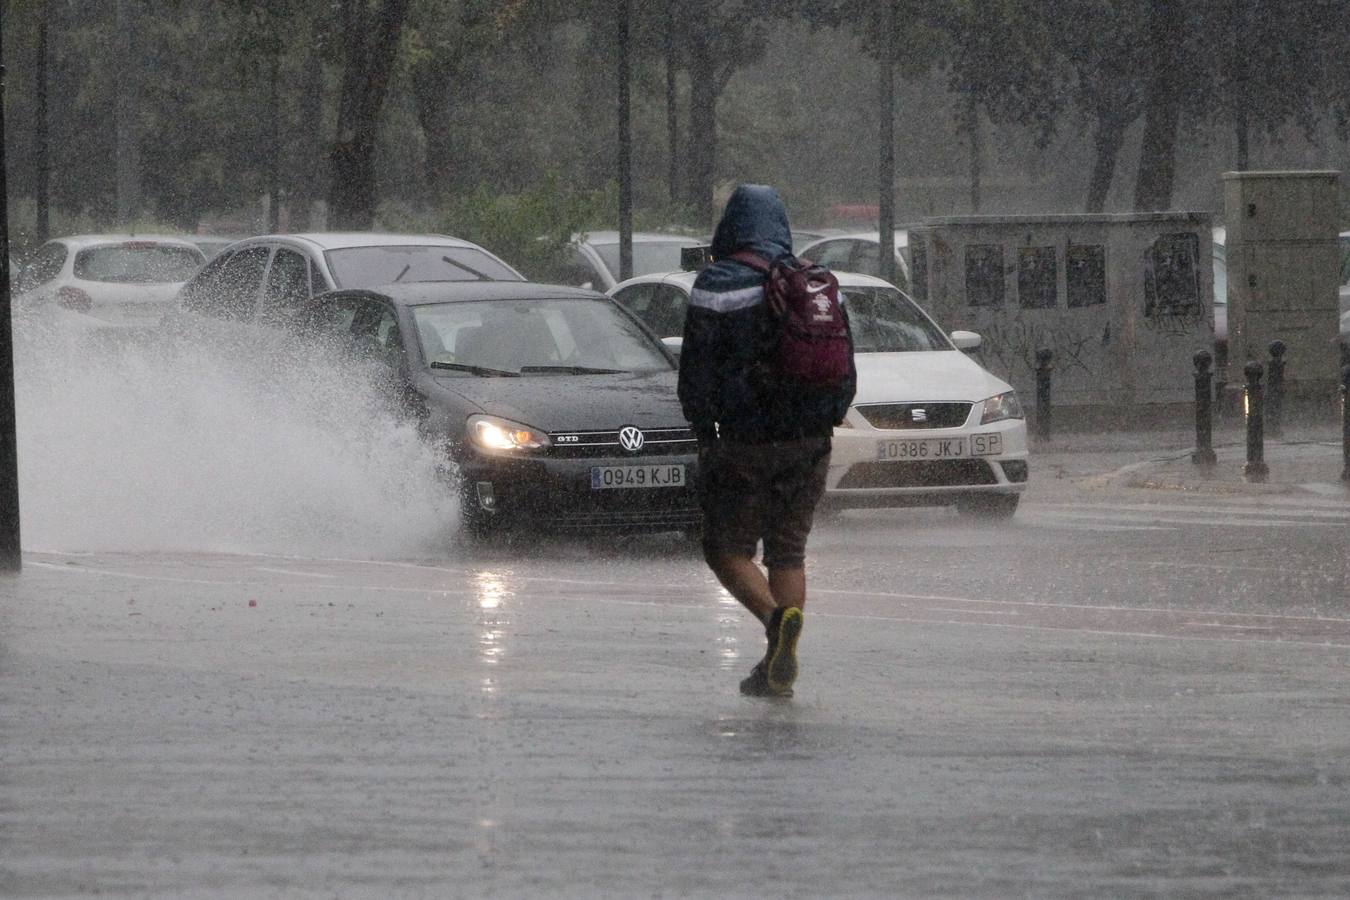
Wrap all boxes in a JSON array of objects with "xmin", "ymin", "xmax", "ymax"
[{"xmin": 618, "ymin": 426, "xmax": 645, "ymax": 452}]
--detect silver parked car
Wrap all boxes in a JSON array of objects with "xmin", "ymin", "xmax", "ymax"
[{"xmin": 175, "ymin": 232, "xmax": 525, "ymax": 323}]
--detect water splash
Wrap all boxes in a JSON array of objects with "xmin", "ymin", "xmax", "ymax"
[{"xmin": 13, "ymin": 309, "xmax": 459, "ymax": 557}]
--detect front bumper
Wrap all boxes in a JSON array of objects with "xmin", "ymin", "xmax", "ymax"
[
  {"xmin": 459, "ymin": 451, "xmax": 702, "ymax": 533},
  {"xmin": 823, "ymin": 415, "xmax": 1029, "ymax": 509}
]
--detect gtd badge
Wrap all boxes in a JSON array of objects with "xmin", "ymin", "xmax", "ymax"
[
  {"xmin": 911, "ymin": 408, "xmax": 928, "ymax": 423},
  {"xmin": 619, "ymin": 426, "xmax": 645, "ymax": 452}
]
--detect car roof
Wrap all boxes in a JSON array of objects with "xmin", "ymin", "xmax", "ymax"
[
  {"xmin": 801, "ymin": 230, "xmax": 909, "ymax": 247},
  {"xmin": 575, "ymin": 231, "xmax": 703, "ymax": 246},
  {"xmin": 330, "ymin": 281, "xmax": 611, "ymax": 307},
  {"xmin": 610, "ymin": 268, "xmax": 897, "ymax": 293},
  {"xmin": 234, "ymin": 232, "xmax": 493, "ymax": 252},
  {"xmin": 51, "ymin": 234, "xmax": 205, "ymax": 250}
]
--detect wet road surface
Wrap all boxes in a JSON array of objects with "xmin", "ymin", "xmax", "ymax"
[{"xmin": 2, "ymin": 477, "xmax": 1349, "ymax": 897}]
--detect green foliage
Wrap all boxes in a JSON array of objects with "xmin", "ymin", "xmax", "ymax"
[{"xmin": 434, "ymin": 175, "xmax": 617, "ymax": 281}]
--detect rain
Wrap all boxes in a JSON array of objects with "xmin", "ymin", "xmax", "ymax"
[{"xmin": 1, "ymin": 1, "xmax": 1348, "ymax": 896}]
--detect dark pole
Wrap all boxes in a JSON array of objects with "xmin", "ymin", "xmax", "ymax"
[
  {"xmin": 1191, "ymin": 349, "xmax": 1216, "ymax": 467},
  {"xmin": 35, "ymin": 2, "xmax": 50, "ymax": 243},
  {"xmin": 0, "ymin": 31, "xmax": 23, "ymax": 571},
  {"xmin": 1341, "ymin": 365, "xmax": 1350, "ymax": 483},
  {"xmin": 1243, "ymin": 360, "xmax": 1268, "ymax": 483},
  {"xmin": 876, "ymin": 0, "xmax": 897, "ymax": 286},
  {"xmin": 616, "ymin": 0, "xmax": 633, "ymax": 282},
  {"xmin": 267, "ymin": 52, "xmax": 281, "ymax": 233},
  {"xmin": 1035, "ymin": 348, "xmax": 1054, "ymax": 441},
  {"xmin": 664, "ymin": 0, "xmax": 679, "ymax": 207},
  {"xmin": 1265, "ymin": 339, "xmax": 1285, "ymax": 439}
]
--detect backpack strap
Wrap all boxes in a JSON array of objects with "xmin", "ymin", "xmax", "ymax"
[{"xmin": 728, "ymin": 250, "xmax": 772, "ymax": 273}]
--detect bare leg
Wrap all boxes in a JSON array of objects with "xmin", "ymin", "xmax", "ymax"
[
  {"xmin": 705, "ymin": 553, "xmax": 776, "ymax": 624},
  {"xmin": 768, "ymin": 565, "xmax": 805, "ymax": 610}
]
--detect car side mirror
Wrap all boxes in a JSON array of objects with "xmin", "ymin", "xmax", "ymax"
[{"xmin": 950, "ymin": 330, "xmax": 982, "ymax": 351}]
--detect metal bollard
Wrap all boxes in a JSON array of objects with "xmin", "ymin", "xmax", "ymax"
[
  {"xmin": 1034, "ymin": 348, "xmax": 1053, "ymax": 441},
  {"xmin": 1266, "ymin": 340, "xmax": 1286, "ymax": 439},
  {"xmin": 1243, "ymin": 360, "xmax": 1268, "ymax": 483},
  {"xmin": 1191, "ymin": 350, "xmax": 1216, "ymax": 467},
  {"xmin": 1341, "ymin": 365, "xmax": 1350, "ymax": 483}
]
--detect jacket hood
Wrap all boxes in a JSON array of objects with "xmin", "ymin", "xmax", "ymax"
[{"xmin": 710, "ymin": 185, "xmax": 792, "ymax": 262}]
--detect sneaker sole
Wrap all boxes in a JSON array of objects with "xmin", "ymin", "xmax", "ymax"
[{"xmin": 765, "ymin": 607, "xmax": 802, "ymax": 691}]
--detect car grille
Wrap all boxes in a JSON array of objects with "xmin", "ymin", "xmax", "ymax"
[
  {"xmin": 856, "ymin": 402, "xmax": 972, "ymax": 430},
  {"xmin": 836, "ymin": 459, "xmax": 998, "ymax": 489},
  {"xmin": 547, "ymin": 426, "xmax": 698, "ymax": 458}
]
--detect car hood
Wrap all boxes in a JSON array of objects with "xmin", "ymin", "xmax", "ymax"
[
  {"xmin": 430, "ymin": 369, "xmax": 689, "ymax": 431},
  {"xmin": 853, "ymin": 350, "xmax": 1013, "ymax": 404}
]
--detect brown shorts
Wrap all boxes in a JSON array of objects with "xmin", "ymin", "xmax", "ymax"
[{"xmin": 698, "ymin": 436, "xmax": 831, "ymax": 569}]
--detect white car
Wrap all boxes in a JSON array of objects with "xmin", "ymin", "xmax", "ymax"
[
  {"xmin": 610, "ymin": 269, "xmax": 1029, "ymax": 517},
  {"xmin": 15, "ymin": 234, "xmax": 207, "ymax": 328},
  {"xmin": 558, "ymin": 231, "xmax": 705, "ymax": 292},
  {"xmin": 176, "ymin": 232, "xmax": 524, "ymax": 323},
  {"xmin": 797, "ymin": 230, "xmax": 911, "ymax": 291}
]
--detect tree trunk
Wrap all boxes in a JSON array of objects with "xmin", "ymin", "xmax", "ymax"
[
  {"xmin": 683, "ymin": 35, "xmax": 718, "ymax": 225},
  {"xmin": 1132, "ymin": 0, "xmax": 1184, "ymax": 211},
  {"xmin": 965, "ymin": 94, "xmax": 982, "ymax": 213},
  {"xmin": 289, "ymin": 36, "xmax": 327, "ymax": 230},
  {"xmin": 411, "ymin": 55, "xmax": 457, "ymax": 200},
  {"xmin": 1085, "ymin": 110, "xmax": 1129, "ymax": 213},
  {"xmin": 35, "ymin": 4, "xmax": 50, "ymax": 242},
  {"xmin": 327, "ymin": 0, "xmax": 413, "ymax": 230}
]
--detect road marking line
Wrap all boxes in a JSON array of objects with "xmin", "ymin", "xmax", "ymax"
[
  {"xmin": 1037, "ymin": 501, "xmax": 1350, "ymax": 520},
  {"xmin": 254, "ymin": 566, "xmax": 336, "ymax": 579}
]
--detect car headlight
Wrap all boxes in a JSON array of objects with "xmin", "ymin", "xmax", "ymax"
[
  {"xmin": 468, "ymin": 414, "xmax": 551, "ymax": 452},
  {"xmin": 980, "ymin": 391, "xmax": 1024, "ymax": 424}
]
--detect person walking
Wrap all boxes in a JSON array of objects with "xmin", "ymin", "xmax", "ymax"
[{"xmin": 678, "ymin": 185, "xmax": 856, "ymax": 698}]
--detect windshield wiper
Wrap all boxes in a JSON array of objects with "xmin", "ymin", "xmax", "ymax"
[
  {"xmin": 519, "ymin": 365, "xmax": 627, "ymax": 375},
  {"xmin": 429, "ymin": 361, "xmax": 520, "ymax": 377},
  {"xmin": 441, "ymin": 255, "xmax": 492, "ymax": 281}
]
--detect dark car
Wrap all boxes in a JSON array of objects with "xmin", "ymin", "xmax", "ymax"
[{"xmin": 293, "ymin": 282, "xmax": 701, "ymax": 536}]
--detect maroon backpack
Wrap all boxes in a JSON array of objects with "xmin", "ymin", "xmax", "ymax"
[{"xmin": 731, "ymin": 251, "xmax": 853, "ymax": 387}]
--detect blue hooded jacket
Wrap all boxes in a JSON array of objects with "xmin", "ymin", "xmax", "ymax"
[{"xmin": 677, "ymin": 185, "xmax": 856, "ymax": 443}]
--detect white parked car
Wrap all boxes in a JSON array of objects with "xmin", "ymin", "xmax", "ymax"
[
  {"xmin": 556, "ymin": 231, "xmax": 705, "ymax": 292},
  {"xmin": 797, "ymin": 230, "xmax": 911, "ymax": 291},
  {"xmin": 610, "ymin": 269, "xmax": 1029, "ymax": 517},
  {"xmin": 176, "ymin": 232, "xmax": 524, "ymax": 323},
  {"xmin": 15, "ymin": 234, "xmax": 206, "ymax": 328}
]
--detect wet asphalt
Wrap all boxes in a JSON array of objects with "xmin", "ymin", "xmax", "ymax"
[{"xmin": 2, "ymin": 456, "xmax": 1349, "ymax": 898}]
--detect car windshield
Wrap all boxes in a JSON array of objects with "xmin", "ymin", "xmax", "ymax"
[
  {"xmin": 73, "ymin": 244, "xmax": 204, "ymax": 283},
  {"xmin": 592, "ymin": 239, "xmax": 701, "ymax": 280},
  {"xmin": 841, "ymin": 285, "xmax": 952, "ymax": 353},
  {"xmin": 325, "ymin": 245, "xmax": 519, "ymax": 289},
  {"xmin": 413, "ymin": 297, "xmax": 672, "ymax": 375}
]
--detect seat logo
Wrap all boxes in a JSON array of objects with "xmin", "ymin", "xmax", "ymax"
[
  {"xmin": 619, "ymin": 426, "xmax": 645, "ymax": 452},
  {"xmin": 911, "ymin": 408, "xmax": 928, "ymax": 423}
]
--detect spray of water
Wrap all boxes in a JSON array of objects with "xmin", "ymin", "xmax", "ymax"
[{"xmin": 14, "ymin": 309, "xmax": 460, "ymax": 558}]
